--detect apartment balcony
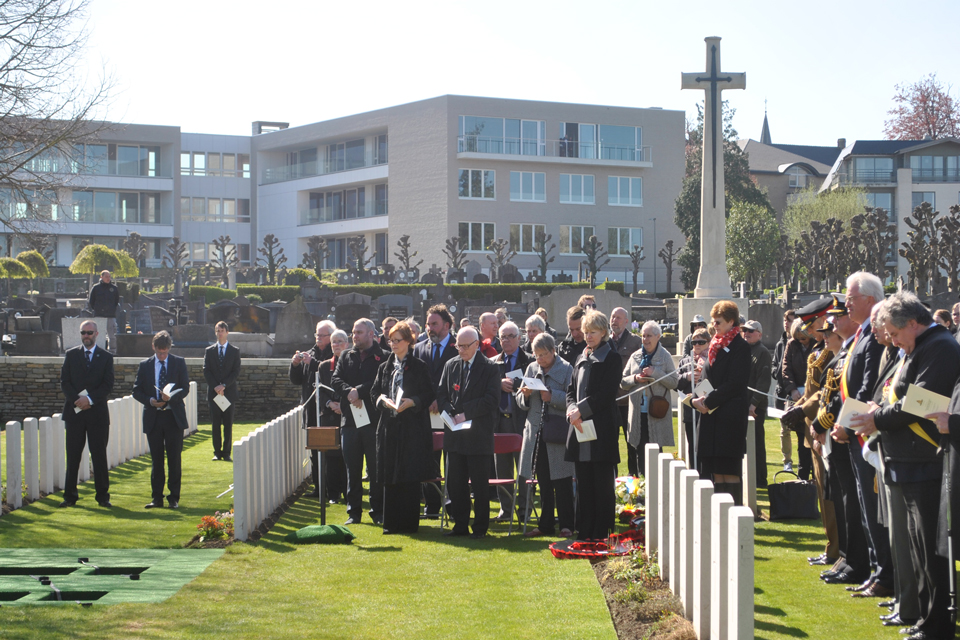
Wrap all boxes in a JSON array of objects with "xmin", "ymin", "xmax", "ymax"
[
  {"xmin": 911, "ymin": 168, "xmax": 960, "ymax": 182},
  {"xmin": 834, "ymin": 170, "xmax": 897, "ymax": 186},
  {"xmin": 457, "ymin": 136, "xmax": 652, "ymax": 166},
  {"xmin": 299, "ymin": 205, "xmax": 388, "ymax": 226},
  {"xmin": 261, "ymin": 158, "xmax": 387, "ymax": 186}
]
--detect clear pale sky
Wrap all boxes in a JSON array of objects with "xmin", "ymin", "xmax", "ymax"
[{"xmin": 84, "ymin": 0, "xmax": 960, "ymax": 145}]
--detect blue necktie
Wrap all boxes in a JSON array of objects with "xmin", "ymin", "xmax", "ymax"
[
  {"xmin": 158, "ymin": 360, "xmax": 167, "ymax": 400},
  {"xmin": 85, "ymin": 350, "xmax": 92, "ymax": 368},
  {"xmin": 219, "ymin": 345, "xmax": 225, "ymax": 364}
]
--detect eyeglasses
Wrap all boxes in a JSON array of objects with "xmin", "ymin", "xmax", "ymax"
[
  {"xmin": 388, "ymin": 338, "xmax": 406, "ymax": 345},
  {"xmin": 316, "ymin": 333, "xmax": 330, "ymax": 338},
  {"xmin": 455, "ymin": 340, "xmax": 477, "ymax": 350},
  {"xmin": 691, "ymin": 340, "xmax": 707, "ymax": 346},
  {"xmin": 741, "ymin": 328, "xmax": 756, "ymax": 334},
  {"xmin": 80, "ymin": 330, "xmax": 95, "ymax": 336}
]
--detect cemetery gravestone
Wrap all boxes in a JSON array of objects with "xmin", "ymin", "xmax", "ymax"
[
  {"xmin": 335, "ymin": 304, "xmax": 373, "ymax": 332},
  {"xmin": 147, "ymin": 306, "xmax": 177, "ymax": 331},
  {"xmin": 274, "ymin": 296, "xmax": 318, "ymax": 356},
  {"xmin": 127, "ymin": 309, "xmax": 152, "ymax": 334},
  {"xmin": 375, "ymin": 294, "xmax": 414, "ymax": 322},
  {"xmin": 463, "ymin": 260, "xmax": 482, "ymax": 282}
]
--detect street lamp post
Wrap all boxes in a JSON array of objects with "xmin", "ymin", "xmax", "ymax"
[{"xmin": 648, "ymin": 217, "xmax": 657, "ymax": 296}]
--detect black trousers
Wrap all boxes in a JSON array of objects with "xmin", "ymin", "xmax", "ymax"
[
  {"xmin": 341, "ymin": 424, "xmax": 382, "ymax": 520},
  {"xmin": 311, "ymin": 449, "xmax": 347, "ymax": 501},
  {"xmin": 619, "ymin": 405, "xmax": 638, "ymax": 476},
  {"xmin": 902, "ymin": 478, "xmax": 952, "ymax": 638},
  {"xmin": 447, "ymin": 451, "xmax": 491, "ymax": 535},
  {"xmin": 827, "ymin": 442, "xmax": 868, "ymax": 579},
  {"xmin": 146, "ymin": 411, "xmax": 183, "ymax": 504},
  {"xmin": 848, "ymin": 436, "xmax": 893, "ymax": 588},
  {"xmin": 383, "ymin": 481, "xmax": 421, "ymax": 533},
  {"xmin": 64, "ymin": 419, "xmax": 110, "ymax": 504},
  {"xmin": 422, "ymin": 449, "xmax": 443, "ymax": 515},
  {"xmin": 796, "ymin": 431, "xmax": 812, "ymax": 481},
  {"xmin": 575, "ymin": 461, "xmax": 617, "ymax": 541},
  {"xmin": 209, "ymin": 400, "xmax": 234, "ymax": 459},
  {"xmin": 533, "ymin": 436, "xmax": 575, "ymax": 534},
  {"xmin": 754, "ymin": 408, "xmax": 768, "ymax": 487}
]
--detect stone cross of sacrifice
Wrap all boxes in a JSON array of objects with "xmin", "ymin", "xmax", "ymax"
[{"xmin": 681, "ymin": 37, "xmax": 745, "ymax": 299}]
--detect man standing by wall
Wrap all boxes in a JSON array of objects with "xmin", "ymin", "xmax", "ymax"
[
  {"xmin": 332, "ymin": 318, "xmax": 385, "ymax": 525},
  {"xmin": 204, "ymin": 321, "xmax": 240, "ymax": 462},
  {"xmin": 59, "ymin": 320, "xmax": 115, "ymax": 508},
  {"xmin": 88, "ymin": 270, "xmax": 120, "ymax": 350},
  {"xmin": 742, "ymin": 319, "xmax": 771, "ymax": 488},
  {"xmin": 133, "ymin": 331, "xmax": 190, "ymax": 509},
  {"xmin": 610, "ymin": 307, "xmax": 642, "ymax": 475}
]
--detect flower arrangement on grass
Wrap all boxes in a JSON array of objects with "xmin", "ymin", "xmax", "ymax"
[
  {"xmin": 197, "ymin": 510, "xmax": 235, "ymax": 542},
  {"xmin": 615, "ymin": 475, "xmax": 645, "ymax": 523}
]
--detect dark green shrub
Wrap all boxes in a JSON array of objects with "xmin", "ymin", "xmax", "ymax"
[{"xmin": 189, "ymin": 286, "xmax": 237, "ymax": 304}]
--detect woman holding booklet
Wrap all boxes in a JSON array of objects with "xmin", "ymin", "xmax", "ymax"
[
  {"xmin": 371, "ymin": 321, "xmax": 435, "ymax": 535},
  {"xmin": 565, "ymin": 309, "xmax": 622, "ymax": 541},
  {"xmin": 516, "ymin": 333, "xmax": 575, "ymax": 538},
  {"xmin": 690, "ymin": 301, "xmax": 751, "ymax": 505},
  {"xmin": 620, "ymin": 320, "xmax": 678, "ymax": 475}
]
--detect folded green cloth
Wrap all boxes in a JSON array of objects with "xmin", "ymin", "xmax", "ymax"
[{"xmin": 285, "ymin": 524, "xmax": 356, "ymax": 544}]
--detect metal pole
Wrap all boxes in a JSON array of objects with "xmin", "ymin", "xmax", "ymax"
[
  {"xmin": 649, "ymin": 217, "xmax": 657, "ymax": 296},
  {"xmin": 315, "ymin": 369, "xmax": 326, "ymax": 525},
  {"xmin": 946, "ymin": 440, "xmax": 956, "ymax": 625}
]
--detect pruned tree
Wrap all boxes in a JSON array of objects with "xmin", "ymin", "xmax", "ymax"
[
  {"xmin": 210, "ymin": 235, "xmax": 238, "ymax": 288},
  {"xmin": 533, "ymin": 228, "xmax": 556, "ymax": 280},
  {"xmin": 628, "ymin": 244, "xmax": 644, "ymax": 294},
  {"xmin": 70, "ymin": 243, "xmax": 137, "ymax": 290},
  {"xmin": 898, "ymin": 201, "xmax": 940, "ymax": 295},
  {"xmin": 257, "ymin": 233, "xmax": 287, "ymax": 285},
  {"xmin": 774, "ymin": 234, "xmax": 793, "ymax": 291},
  {"xmin": 0, "ymin": 0, "xmax": 114, "ymax": 240},
  {"xmin": 347, "ymin": 235, "xmax": 375, "ymax": 275},
  {"xmin": 0, "ymin": 256, "xmax": 34, "ymax": 303},
  {"xmin": 938, "ymin": 205, "xmax": 960, "ymax": 292},
  {"xmin": 393, "ymin": 234, "xmax": 423, "ymax": 272},
  {"xmin": 442, "ymin": 236, "xmax": 467, "ymax": 275},
  {"xmin": 161, "ymin": 236, "xmax": 189, "ymax": 295},
  {"xmin": 301, "ymin": 235, "xmax": 331, "ymax": 280},
  {"xmin": 18, "ymin": 232, "xmax": 55, "ymax": 265},
  {"xmin": 658, "ymin": 240, "xmax": 679, "ymax": 295},
  {"xmin": 123, "ymin": 231, "xmax": 147, "ymax": 268},
  {"xmin": 726, "ymin": 200, "xmax": 779, "ymax": 292},
  {"xmin": 849, "ymin": 207, "xmax": 896, "ymax": 281},
  {"xmin": 16, "ymin": 249, "xmax": 49, "ymax": 293},
  {"xmin": 485, "ymin": 238, "xmax": 516, "ymax": 283},
  {"xmin": 884, "ymin": 73, "xmax": 960, "ymax": 140},
  {"xmin": 581, "ymin": 235, "xmax": 610, "ymax": 288}
]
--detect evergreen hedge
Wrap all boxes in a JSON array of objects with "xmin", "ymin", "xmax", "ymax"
[
  {"xmin": 188, "ymin": 286, "xmax": 237, "ymax": 304},
  {"xmin": 227, "ymin": 281, "xmax": 594, "ymax": 304}
]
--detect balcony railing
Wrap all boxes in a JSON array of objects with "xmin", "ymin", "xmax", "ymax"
[
  {"xmin": 457, "ymin": 135, "xmax": 652, "ymax": 163},
  {"xmin": 299, "ymin": 206, "xmax": 388, "ymax": 226},
  {"xmin": 20, "ymin": 155, "xmax": 173, "ymax": 178},
  {"xmin": 262, "ymin": 157, "xmax": 387, "ymax": 185},
  {"xmin": 911, "ymin": 168, "xmax": 960, "ymax": 182},
  {"xmin": 834, "ymin": 170, "xmax": 897, "ymax": 185}
]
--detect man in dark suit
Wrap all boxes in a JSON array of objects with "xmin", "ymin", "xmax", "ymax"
[
  {"xmin": 331, "ymin": 318, "xmax": 385, "ymax": 525},
  {"xmin": 413, "ymin": 304, "xmax": 458, "ymax": 518},
  {"xmin": 491, "ymin": 321, "xmax": 531, "ymax": 520},
  {"xmin": 610, "ymin": 306, "xmax": 642, "ymax": 475},
  {"xmin": 133, "ymin": 330, "xmax": 191, "ymax": 509},
  {"xmin": 290, "ymin": 320, "xmax": 336, "ymax": 498},
  {"xmin": 59, "ymin": 320, "xmax": 115, "ymax": 507},
  {"xmin": 204, "ymin": 321, "xmax": 241, "ymax": 462},
  {"xmin": 436, "ymin": 326, "xmax": 501, "ymax": 538}
]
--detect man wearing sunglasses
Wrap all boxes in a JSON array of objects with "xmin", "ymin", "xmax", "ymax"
[{"xmin": 59, "ymin": 321, "xmax": 115, "ymax": 508}]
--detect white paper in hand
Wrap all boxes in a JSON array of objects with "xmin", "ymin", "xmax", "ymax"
[
  {"xmin": 836, "ymin": 398, "xmax": 871, "ymax": 430},
  {"xmin": 156, "ymin": 383, "xmax": 182, "ymax": 398},
  {"xmin": 430, "ymin": 412, "xmax": 444, "ymax": 430},
  {"xmin": 213, "ymin": 394, "xmax": 231, "ymax": 411},
  {"xmin": 351, "ymin": 402, "xmax": 371, "ymax": 427},
  {"xmin": 521, "ymin": 377, "xmax": 548, "ymax": 391},
  {"xmin": 75, "ymin": 389, "xmax": 89, "ymax": 413},
  {"xmin": 902, "ymin": 384, "xmax": 950, "ymax": 419},
  {"xmin": 441, "ymin": 410, "xmax": 471, "ymax": 431},
  {"xmin": 575, "ymin": 419, "xmax": 597, "ymax": 442}
]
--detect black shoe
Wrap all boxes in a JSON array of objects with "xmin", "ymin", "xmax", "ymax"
[
  {"xmin": 59, "ymin": 500, "xmax": 77, "ymax": 508},
  {"xmin": 470, "ymin": 532, "xmax": 487, "ymax": 539},
  {"xmin": 823, "ymin": 572, "xmax": 859, "ymax": 585},
  {"xmin": 144, "ymin": 501, "xmax": 162, "ymax": 509},
  {"xmin": 809, "ymin": 556, "xmax": 835, "ymax": 566},
  {"xmin": 847, "ymin": 578, "xmax": 874, "ymax": 592},
  {"xmin": 443, "ymin": 529, "xmax": 469, "ymax": 537},
  {"xmin": 168, "ymin": 500, "xmax": 179, "ymax": 509},
  {"xmin": 98, "ymin": 501, "xmax": 113, "ymax": 508},
  {"xmin": 212, "ymin": 455, "xmax": 222, "ymax": 461},
  {"xmin": 883, "ymin": 615, "xmax": 918, "ymax": 627},
  {"xmin": 905, "ymin": 631, "xmax": 934, "ymax": 640},
  {"xmin": 371, "ymin": 515, "xmax": 384, "ymax": 525},
  {"xmin": 879, "ymin": 599, "xmax": 897, "ymax": 609},
  {"xmin": 807, "ymin": 552, "xmax": 826, "ymax": 563},
  {"xmin": 881, "ymin": 611, "xmax": 900, "ymax": 621},
  {"xmin": 344, "ymin": 517, "xmax": 359, "ymax": 525},
  {"xmin": 305, "ymin": 489, "xmax": 320, "ymax": 498},
  {"xmin": 899, "ymin": 625, "xmax": 920, "ymax": 635},
  {"xmin": 819, "ymin": 570, "xmax": 840, "ymax": 581},
  {"xmin": 423, "ymin": 512, "xmax": 440, "ymax": 520},
  {"xmin": 222, "ymin": 456, "xmax": 232, "ymax": 462}
]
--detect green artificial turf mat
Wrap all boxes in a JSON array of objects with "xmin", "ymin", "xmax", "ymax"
[{"xmin": 0, "ymin": 549, "xmax": 223, "ymax": 606}]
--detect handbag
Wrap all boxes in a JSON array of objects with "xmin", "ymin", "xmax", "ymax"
[
  {"xmin": 767, "ymin": 470, "xmax": 819, "ymax": 520},
  {"xmin": 541, "ymin": 412, "xmax": 569, "ymax": 445},
  {"xmin": 648, "ymin": 394, "xmax": 670, "ymax": 420}
]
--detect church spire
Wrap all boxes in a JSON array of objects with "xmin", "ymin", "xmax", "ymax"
[{"xmin": 760, "ymin": 99, "xmax": 772, "ymax": 144}]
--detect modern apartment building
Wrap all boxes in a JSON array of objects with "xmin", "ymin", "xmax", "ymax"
[{"xmin": 2, "ymin": 95, "xmax": 687, "ymax": 292}]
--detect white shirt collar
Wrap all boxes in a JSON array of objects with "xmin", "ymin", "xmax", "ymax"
[
  {"xmin": 85, "ymin": 344, "xmax": 97, "ymax": 357},
  {"xmin": 218, "ymin": 341, "xmax": 229, "ymax": 350}
]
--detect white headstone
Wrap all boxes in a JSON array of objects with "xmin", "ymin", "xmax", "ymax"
[
  {"xmin": 680, "ymin": 36, "xmax": 745, "ymax": 298},
  {"xmin": 234, "ymin": 437, "xmax": 249, "ymax": 540},
  {"xmin": 107, "ymin": 399, "xmax": 120, "ymax": 468},
  {"xmin": 38, "ymin": 416, "xmax": 55, "ymax": 495},
  {"xmin": 657, "ymin": 453, "xmax": 675, "ymax": 579},
  {"xmin": 23, "ymin": 417, "xmax": 39, "ymax": 501},
  {"xmin": 676, "ymin": 396, "xmax": 687, "ymax": 463},
  {"xmin": 693, "ymin": 479, "xmax": 715, "ymax": 638},
  {"xmin": 644, "ymin": 443, "xmax": 660, "ymax": 558},
  {"xmin": 727, "ymin": 506, "xmax": 755, "ymax": 640},
  {"xmin": 79, "ymin": 440, "xmax": 90, "ymax": 482},
  {"xmin": 6, "ymin": 421, "xmax": 22, "ymax": 509},
  {"xmin": 679, "ymin": 469, "xmax": 699, "ymax": 612},
  {"xmin": 710, "ymin": 492, "xmax": 735, "ymax": 639},
  {"xmin": 668, "ymin": 460, "xmax": 686, "ymax": 592},
  {"xmin": 52, "ymin": 414, "xmax": 66, "ymax": 491},
  {"xmin": 742, "ymin": 416, "xmax": 757, "ymax": 513}
]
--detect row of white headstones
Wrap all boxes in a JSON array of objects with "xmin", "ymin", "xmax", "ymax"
[
  {"xmin": 643, "ymin": 416, "xmax": 757, "ymax": 640},
  {"xmin": 2, "ymin": 382, "xmax": 198, "ymax": 512}
]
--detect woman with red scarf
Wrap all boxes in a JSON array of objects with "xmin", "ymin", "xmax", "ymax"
[{"xmin": 691, "ymin": 301, "xmax": 751, "ymax": 504}]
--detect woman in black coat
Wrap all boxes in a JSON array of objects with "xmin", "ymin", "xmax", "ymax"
[
  {"xmin": 371, "ymin": 321, "xmax": 436, "ymax": 534},
  {"xmin": 317, "ymin": 330, "xmax": 350, "ymax": 503},
  {"xmin": 565, "ymin": 309, "xmax": 622, "ymax": 540},
  {"xmin": 691, "ymin": 301, "xmax": 751, "ymax": 505}
]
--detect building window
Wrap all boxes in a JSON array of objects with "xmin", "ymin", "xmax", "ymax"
[
  {"xmin": 374, "ymin": 135, "xmax": 388, "ymax": 165},
  {"xmin": 509, "ymin": 223, "xmax": 545, "ymax": 254},
  {"xmin": 375, "ymin": 232, "xmax": 388, "ymax": 266},
  {"xmin": 510, "ymin": 171, "xmax": 545, "ymax": 202},
  {"xmin": 853, "ymin": 157, "xmax": 894, "ymax": 182},
  {"xmin": 192, "ymin": 152, "xmax": 206, "ymax": 176},
  {"xmin": 559, "ymin": 174, "xmax": 595, "ymax": 204},
  {"xmin": 912, "ymin": 191, "xmax": 935, "ymax": 211},
  {"xmin": 191, "ymin": 243, "xmax": 207, "ymax": 264},
  {"xmin": 458, "ymin": 222, "xmax": 495, "ymax": 252},
  {"xmin": 70, "ymin": 143, "xmax": 159, "ymax": 177},
  {"xmin": 375, "ymin": 184, "xmax": 388, "ymax": 215},
  {"xmin": 559, "ymin": 225, "xmax": 595, "ymax": 254},
  {"xmin": 207, "ymin": 153, "xmax": 221, "ymax": 177},
  {"xmin": 599, "ymin": 125, "xmax": 642, "ymax": 161},
  {"xmin": 237, "ymin": 244, "xmax": 250, "ymax": 266},
  {"xmin": 865, "ymin": 192, "xmax": 893, "ymax": 215},
  {"xmin": 180, "ymin": 153, "xmax": 191, "ymax": 176},
  {"xmin": 608, "ymin": 176, "xmax": 642, "ymax": 206},
  {"xmin": 458, "ymin": 116, "xmax": 545, "ymax": 156},
  {"xmin": 608, "ymin": 227, "xmax": 642, "ymax": 256},
  {"xmin": 459, "ymin": 169, "xmax": 495, "ymax": 199},
  {"xmin": 786, "ymin": 165, "xmax": 809, "ymax": 188},
  {"xmin": 239, "ymin": 154, "xmax": 250, "ymax": 178},
  {"xmin": 180, "ymin": 197, "xmax": 250, "ymax": 222}
]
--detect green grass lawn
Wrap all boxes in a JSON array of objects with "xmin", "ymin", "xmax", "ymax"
[{"xmin": 0, "ymin": 418, "xmax": 947, "ymax": 639}]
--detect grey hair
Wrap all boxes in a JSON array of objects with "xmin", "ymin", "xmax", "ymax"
[
  {"xmin": 641, "ymin": 320, "xmax": 661, "ymax": 338},
  {"xmin": 330, "ymin": 329, "xmax": 349, "ymax": 343},
  {"xmin": 404, "ymin": 317, "xmax": 421, "ymax": 336},
  {"xmin": 80, "ymin": 320, "xmax": 98, "ymax": 332},
  {"xmin": 525, "ymin": 314, "xmax": 546, "ymax": 332},
  {"xmin": 499, "ymin": 321, "xmax": 519, "ymax": 338},
  {"xmin": 869, "ymin": 301, "xmax": 884, "ymax": 330},
  {"xmin": 458, "ymin": 326, "xmax": 479, "ymax": 343},
  {"xmin": 532, "ymin": 332, "xmax": 556, "ymax": 353},
  {"xmin": 846, "ymin": 271, "xmax": 884, "ymax": 304},
  {"xmin": 876, "ymin": 291, "xmax": 932, "ymax": 328},
  {"xmin": 316, "ymin": 319, "xmax": 336, "ymax": 334},
  {"xmin": 354, "ymin": 318, "xmax": 377, "ymax": 333}
]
